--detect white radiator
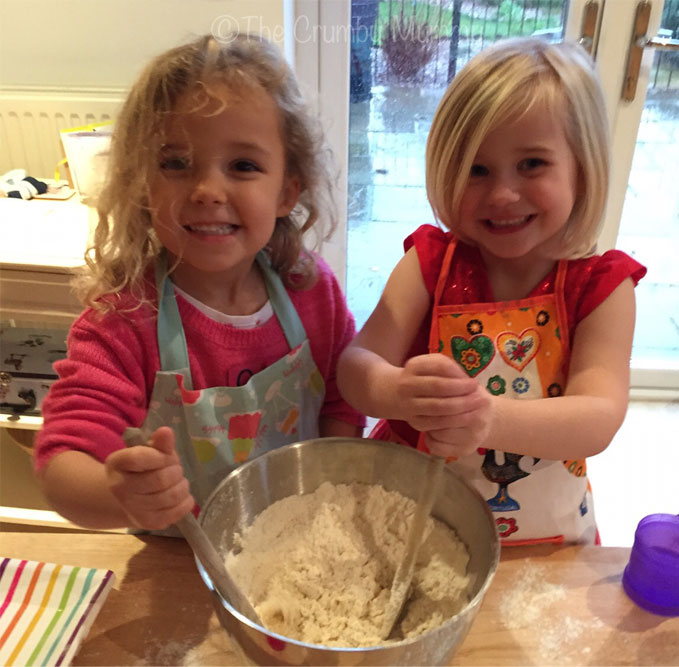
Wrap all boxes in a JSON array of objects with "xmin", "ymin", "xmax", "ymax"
[{"xmin": 0, "ymin": 88, "xmax": 123, "ymax": 180}]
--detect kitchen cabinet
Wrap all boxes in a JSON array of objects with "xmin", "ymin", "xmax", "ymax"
[
  {"xmin": 0, "ymin": 196, "xmax": 92, "ymax": 324},
  {"xmin": 0, "ymin": 195, "xmax": 94, "ymax": 523}
]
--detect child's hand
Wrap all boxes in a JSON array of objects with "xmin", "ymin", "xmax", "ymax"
[
  {"xmin": 105, "ymin": 426, "xmax": 195, "ymax": 530},
  {"xmin": 395, "ymin": 353, "xmax": 494, "ymax": 459},
  {"xmin": 424, "ymin": 381, "xmax": 495, "ymax": 459},
  {"xmin": 396, "ymin": 353, "xmax": 475, "ymax": 426}
]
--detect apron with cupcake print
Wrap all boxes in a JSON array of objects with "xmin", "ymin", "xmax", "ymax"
[{"xmin": 138, "ymin": 251, "xmax": 325, "ymax": 512}]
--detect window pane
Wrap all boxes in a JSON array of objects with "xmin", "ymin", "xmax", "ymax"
[
  {"xmin": 347, "ymin": 0, "xmax": 569, "ymax": 328},
  {"xmin": 616, "ymin": 1, "xmax": 679, "ymax": 370}
]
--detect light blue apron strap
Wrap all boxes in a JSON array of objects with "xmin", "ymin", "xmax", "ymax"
[
  {"xmin": 155, "ymin": 255, "xmax": 193, "ymax": 388},
  {"xmin": 155, "ymin": 252, "xmax": 306, "ymax": 379},
  {"xmin": 255, "ymin": 252, "xmax": 307, "ymax": 349}
]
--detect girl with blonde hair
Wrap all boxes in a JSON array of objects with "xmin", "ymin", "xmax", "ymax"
[
  {"xmin": 35, "ymin": 33, "xmax": 364, "ymax": 531},
  {"xmin": 338, "ymin": 37, "xmax": 646, "ymax": 545}
]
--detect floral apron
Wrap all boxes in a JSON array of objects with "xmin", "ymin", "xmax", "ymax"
[
  {"xmin": 137, "ymin": 252, "xmax": 325, "ymax": 516},
  {"xmin": 422, "ymin": 240, "xmax": 596, "ymax": 545}
]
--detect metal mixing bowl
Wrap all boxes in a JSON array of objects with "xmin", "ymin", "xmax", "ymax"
[{"xmin": 196, "ymin": 437, "xmax": 499, "ymax": 665}]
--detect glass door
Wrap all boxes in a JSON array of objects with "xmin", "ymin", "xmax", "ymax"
[
  {"xmin": 594, "ymin": 0, "xmax": 679, "ymax": 390},
  {"xmin": 341, "ymin": 0, "xmax": 678, "ymax": 391},
  {"xmin": 346, "ymin": 0, "xmax": 572, "ymax": 327}
]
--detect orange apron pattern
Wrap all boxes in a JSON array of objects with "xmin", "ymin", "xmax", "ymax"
[{"xmin": 425, "ymin": 240, "xmax": 597, "ymax": 545}]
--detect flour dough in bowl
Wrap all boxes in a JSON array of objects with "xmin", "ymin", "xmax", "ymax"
[{"xmin": 225, "ymin": 481, "xmax": 471, "ymax": 647}]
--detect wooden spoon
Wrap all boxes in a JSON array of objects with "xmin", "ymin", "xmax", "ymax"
[
  {"xmin": 122, "ymin": 427, "xmax": 262, "ymax": 625},
  {"xmin": 381, "ymin": 454, "xmax": 444, "ymax": 640}
]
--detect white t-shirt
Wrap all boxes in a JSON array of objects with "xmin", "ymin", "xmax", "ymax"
[{"xmin": 173, "ymin": 284, "xmax": 273, "ymax": 329}]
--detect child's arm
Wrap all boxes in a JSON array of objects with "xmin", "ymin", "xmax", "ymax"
[
  {"xmin": 38, "ymin": 427, "xmax": 195, "ymax": 530},
  {"xmin": 338, "ymin": 248, "xmax": 487, "ymax": 455}
]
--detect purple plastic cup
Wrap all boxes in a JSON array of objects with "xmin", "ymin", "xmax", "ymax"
[{"xmin": 622, "ymin": 513, "xmax": 679, "ymax": 616}]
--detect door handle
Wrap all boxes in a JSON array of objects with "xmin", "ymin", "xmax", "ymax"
[
  {"xmin": 578, "ymin": 1, "xmax": 600, "ymax": 56},
  {"xmin": 623, "ymin": 0, "xmax": 679, "ymax": 101}
]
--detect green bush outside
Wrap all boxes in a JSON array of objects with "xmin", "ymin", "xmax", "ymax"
[{"xmin": 374, "ymin": 0, "xmax": 563, "ymax": 44}]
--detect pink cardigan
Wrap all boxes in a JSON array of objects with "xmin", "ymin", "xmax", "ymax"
[{"xmin": 34, "ymin": 255, "xmax": 364, "ymax": 470}]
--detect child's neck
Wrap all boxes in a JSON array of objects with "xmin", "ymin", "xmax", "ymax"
[
  {"xmin": 480, "ymin": 251, "xmax": 557, "ymax": 301},
  {"xmin": 169, "ymin": 261, "xmax": 268, "ymax": 316}
]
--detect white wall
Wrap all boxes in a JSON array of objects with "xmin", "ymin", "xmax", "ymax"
[
  {"xmin": 0, "ymin": 0, "xmax": 291, "ymax": 180},
  {"xmin": 0, "ymin": 0, "xmax": 288, "ymax": 89}
]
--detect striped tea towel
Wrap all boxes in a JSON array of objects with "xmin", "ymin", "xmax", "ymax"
[{"xmin": 0, "ymin": 558, "xmax": 115, "ymax": 666}]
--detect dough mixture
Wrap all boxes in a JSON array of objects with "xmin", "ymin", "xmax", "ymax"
[{"xmin": 225, "ymin": 481, "xmax": 471, "ymax": 647}]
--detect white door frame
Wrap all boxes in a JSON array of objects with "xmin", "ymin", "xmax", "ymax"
[
  {"xmin": 293, "ymin": 0, "xmax": 351, "ymax": 288},
  {"xmin": 593, "ymin": 0, "xmax": 665, "ymax": 254},
  {"xmin": 597, "ymin": 1, "xmax": 677, "ymax": 391},
  {"xmin": 569, "ymin": 0, "xmax": 676, "ymax": 392}
]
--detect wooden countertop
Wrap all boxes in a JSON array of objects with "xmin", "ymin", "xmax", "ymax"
[{"xmin": 1, "ymin": 530, "xmax": 677, "ymax": 666}]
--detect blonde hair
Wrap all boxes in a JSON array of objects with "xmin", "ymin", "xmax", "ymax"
[
  {"xmin": 426, "ymin": 37, "xmax": 610, "ymax": 258},
  {"xmin": 76, "ymin": 33, "xmax": 336, "ymax": 312}
]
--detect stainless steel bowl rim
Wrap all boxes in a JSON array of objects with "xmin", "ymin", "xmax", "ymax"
[{"xmin": 195, "ymin": 437, "xmax": 500, "ymax": 652}]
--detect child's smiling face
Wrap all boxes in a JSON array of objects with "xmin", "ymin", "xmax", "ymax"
[
  {"xmin": 455, "ymin": 99, "xmax": 579, "ymax": 266},
  {"xmin": 148, "ymin": 82, "xmax": 299, "ymax": 278}
]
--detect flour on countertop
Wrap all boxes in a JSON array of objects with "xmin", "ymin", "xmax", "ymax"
[
  {"xmin": 225, "ymin": 481, "xmax": 471, "ymax": 648},
  {"xmin": 498, "ymin": 561, "xmax": 567, "ymax": 629},
  {"xmin": 498, "ymin": 560, "xmax": 605, "ymax": 665}
]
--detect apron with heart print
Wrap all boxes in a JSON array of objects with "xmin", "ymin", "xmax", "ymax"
[
  {"xmin": 137, "ymin": 251, "xmax": 325, "ymax": 520},
  {"xmin": 423, "ymin": 239, "xmax": 597, "ymax": 545}
]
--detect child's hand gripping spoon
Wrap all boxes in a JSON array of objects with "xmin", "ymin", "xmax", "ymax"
[
  {"xmin": 122, "ymin": 427, "xmax": 262, "ymax": 626},
  {"xmin": 381, "ymin": 454, "xmax": 445, "ymax": 640}
]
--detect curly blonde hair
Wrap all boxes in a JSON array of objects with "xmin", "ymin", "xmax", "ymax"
[
  {"xmin": 426, "ymin": 37, "xmax": 610, "ymax": 259},
  {"xmin": 76, "ymin": 33, "xmax": 336, "ymax": 312}
]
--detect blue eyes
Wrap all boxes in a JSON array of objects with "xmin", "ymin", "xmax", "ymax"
[
  {"xmin": 519, "ymin": 158, "xmax": 547, "ymax": 170},
  {"xmin": 469, "ymin": 157, "xmax": 548, "ymax": 178},
  {"xmin": 233, "ymin": 160, "xmax": 259, "ymax": 172},
  {"xmin": 158, "ymin": 157, "xmax": 261, "ymax": 174},
  {"xmin": 470, "ymin": 158, "xmax": 547, "ymax": 177},
  {"xmin": 159, "ymin": 156, "xmax": 190, "ymax": 171},
  {"xmin": 470, "ymin": 164, "xmax": 489, "ymax": 177}
]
